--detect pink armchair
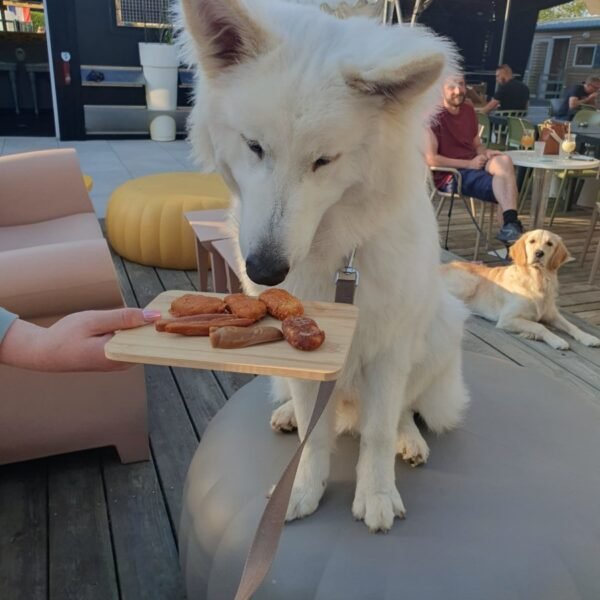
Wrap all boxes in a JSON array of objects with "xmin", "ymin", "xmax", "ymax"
[{"xmin": 0, "ymin": 149, "xmax": 149, "ymax": 464}]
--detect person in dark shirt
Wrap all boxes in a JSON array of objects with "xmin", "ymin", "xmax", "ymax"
[
  {"xmin": 426, "ymin": 74, "xmax": 524, "ymax": 244},
  {"xmin": 480, "ymin": 64, "xmax": 529, "ymax": 114},
  {"xmin": 555, "ymin": 75, "xmax": 600, "ymax": 121}
]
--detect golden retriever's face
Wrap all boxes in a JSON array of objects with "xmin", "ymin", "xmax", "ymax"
[{"xmin": 510, "ymin": 229, "xmax": 571, "ymax": 271}]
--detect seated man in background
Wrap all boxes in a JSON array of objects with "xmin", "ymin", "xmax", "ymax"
[
  {"xmin": 426, "ymin": 74, "xmax": 524, "ymax": 245},
  {"xmin": 479, "ymin": 64, "xmax": 529, "ymax": 114},
  {"xmin": 555, "ymin": 75, "xmax": 600, "ymax": 121}
]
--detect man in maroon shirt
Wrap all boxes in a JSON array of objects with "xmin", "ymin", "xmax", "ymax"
[{"xmin": 426, "ymin": 74, "xmax": 523, "ymax": 244}]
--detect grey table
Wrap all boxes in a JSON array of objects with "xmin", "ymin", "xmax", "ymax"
[{"xmin": 505, "ymin": 150, "xmax": 599, "ymax": 229}]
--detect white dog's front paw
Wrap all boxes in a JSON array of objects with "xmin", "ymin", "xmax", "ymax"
[
  {"xmin": 285, "ymin": 477, "xmax": 326, "ymax": 522},
  {"xmin": 352, "ymin": 486, "xmax": 406, "ymax": 532},
  {"xmin": 270, "ymin": 399, "xmax": 297, "ymax": 433},
  {"xmin": 396, "ymin": 430, "xmax": 429, "ymax": 467},
  {"xmin": 578, "ymin": 333, "xmax": 600, "ymax": 347}
]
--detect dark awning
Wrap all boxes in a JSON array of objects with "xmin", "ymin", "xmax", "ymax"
[{"xmin": 403, "ymin": 0, "xmax": 570, "ymax": 88}]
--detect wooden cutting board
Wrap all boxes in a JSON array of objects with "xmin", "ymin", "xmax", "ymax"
[{"xmin": 105, "ymin": 290, "xmax": 359, "ymax": 381}]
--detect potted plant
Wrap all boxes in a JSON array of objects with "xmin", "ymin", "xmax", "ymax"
[{"xmin": 138, "ymin": 8, "xmax": 179, "ymax": 141}]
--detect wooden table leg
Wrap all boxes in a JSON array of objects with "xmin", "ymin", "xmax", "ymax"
[
  {"xmin": 195, "ymin": 238, "xmax": 209, "ymax": 291},
  {"xmin": 208, "ymin": 245, "xmax": 229, "ymax": 293}
]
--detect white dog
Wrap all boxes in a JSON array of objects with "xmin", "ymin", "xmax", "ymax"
[
  {"xmin": 179, "ymin": 0, "xmax": 470, "ymax": 531},
  {"xmin": 441, "ymin": 229, "xmax": 600, "ymax": 350}
]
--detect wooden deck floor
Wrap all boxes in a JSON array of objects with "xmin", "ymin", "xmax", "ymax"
[
  {"xmin": 2, "ymin": 233, "xmax": 600, "ymax": 600},
  {"xmin": 439, "ymin": 202, "xmax": 600, "ymax": 325}
]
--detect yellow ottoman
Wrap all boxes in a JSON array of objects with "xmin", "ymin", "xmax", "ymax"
[{"xmin": 106, "ymin": 172, "xmax": 230, "ymax": 269}]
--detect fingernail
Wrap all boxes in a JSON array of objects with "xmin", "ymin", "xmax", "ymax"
[{"xmin": 143, "ymin": 309, "xmax": 162, "ymax": 321}]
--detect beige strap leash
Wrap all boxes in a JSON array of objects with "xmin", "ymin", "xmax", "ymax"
[{"xmin": 233, "ymin": 251, "xmax": 359, "ymax": 600}]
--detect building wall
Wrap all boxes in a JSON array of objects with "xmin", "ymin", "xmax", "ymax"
[{"xmin": 527, "ymin": 26, "xmax": 600, "ymax": 98}]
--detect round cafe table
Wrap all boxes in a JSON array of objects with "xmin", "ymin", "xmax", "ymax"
[{"xmin": 505, "ymin": 150, "xmax": 600, "ymax": 229}]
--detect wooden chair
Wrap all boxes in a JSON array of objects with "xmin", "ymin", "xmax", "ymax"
[
  {"xmin": 579, "ymin": 200, "xmax": 600, "ymax": 285},
  {"xmin": 429, "ymin": 167, "xmax": 496, "ymax": 260}
]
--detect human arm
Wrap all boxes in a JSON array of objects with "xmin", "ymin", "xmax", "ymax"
[
  {"xmin": 479, "ymin": 98, "xmax": 500, "ymax": 114},
  {"xmin": 0, "ymin": 307, "xmax": 161, "ymax": 372},
  {"xmin": 569, "ymin": 89, "xmax": 597, "ymax": 111},
  {"xmin": 425, "ymin": 129, "xmax": 487, "ymax": 170},
  {"xmin": 472, "ymin": 133, "xmax": 502, "ymax": 160}
]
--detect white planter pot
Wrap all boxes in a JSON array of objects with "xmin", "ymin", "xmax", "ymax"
[{"xmin": 139, "ymin": 42, "xmax": 179, "ymax": 140}]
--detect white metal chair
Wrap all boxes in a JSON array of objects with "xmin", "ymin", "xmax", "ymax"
[{"xmin": 429, "ymin": 167, "xmax": 497, "ymax": 260}]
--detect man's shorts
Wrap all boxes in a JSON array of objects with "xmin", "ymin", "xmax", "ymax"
[{"xmin": 440, "ymin": 169, "xmax": 497, "ymax": 203}]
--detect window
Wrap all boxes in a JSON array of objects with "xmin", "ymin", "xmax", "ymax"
[
  {"xmin": 115, "ymin": 0, "xmax": 170, "ymax": 28},
  {"xmin": 573, "ymin": 45, "xmax": 596, "ymax": 68}
]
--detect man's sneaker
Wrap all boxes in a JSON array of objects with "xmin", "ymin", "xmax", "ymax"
[{"xmin": 496, "ymin": 221, "xmax": 524, "ymax": 245}]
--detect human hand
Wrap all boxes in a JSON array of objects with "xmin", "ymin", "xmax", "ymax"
[
  {"xmin": 468, "ymin": 155, "xmax": 487, "ymax": 170},
  {"xmin": 33, "ymin": 308, "xmax": 161, "ymax": 372},
  {"xmin": 484, "ymin": 149, "xmax": 502, "ymax": 159}
]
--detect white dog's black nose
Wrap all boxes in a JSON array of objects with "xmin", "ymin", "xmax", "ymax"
[
  {"xmin": 245, "ymin": 254, "xmax": 290, "ymax": 286},
  {"xmin": 535, "ymin": 250, "xmax": 544, "ymax": 259}
]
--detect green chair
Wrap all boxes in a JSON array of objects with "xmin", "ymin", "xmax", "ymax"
[
  {"xmin": 490, "ymin": 109, "xmax": 527, "ymax": 148},
  {"xmin": 507, "ymin": 117, "xmax": 535, "ymax": 212},
  {"xmin": 573, "ymin": 109, "xmax": 600, "ymax": 127},
  {"xmin": 506, "ymin": 116, "xmax": 535, "ymax": 150},
  {"xmin": 477, "ymin": 112, "xmax": 491, "ymax": 145},
  {"xmin": 549, "ymin": 167, "xmax": 599, "ymax": 226}
]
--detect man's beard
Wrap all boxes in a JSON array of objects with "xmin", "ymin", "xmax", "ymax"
[{"xmin": 447, "ymin": 94, "xmax": 465, "ymax": 107}]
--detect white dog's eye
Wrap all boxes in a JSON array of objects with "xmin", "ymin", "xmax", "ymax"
[
  {"xmin": 312, "ymin": 157, "xmax": 331, "ymax": 171},
  {"xmin": 312, "ymin": 154, "xmax": 341, "ymax": 172},
  {"xmin": 546, "ymin": 241, "xmax": 554, "ymax": 247},
  {"xmin": 244, "ymin": 137, "xmax": 264, "ymax": 160},
  {"xmin": 528, "ymin": 239, "xmax": 536, "ymax": 244}
]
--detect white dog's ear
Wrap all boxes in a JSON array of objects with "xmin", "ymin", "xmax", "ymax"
[
  {"xmin": 343, "ymin": 52, "xmax": 446, "ymax": 102},
  {"xmin": 181, "ymin": 0, "xmax": 273, "ymax": 77}
]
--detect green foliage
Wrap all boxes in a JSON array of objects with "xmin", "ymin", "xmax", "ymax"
[
  {"xmin": 30, "ymin": 11, "xmax": 45, "ymax": 32},
  {"xmin": 538, "ymin": 0, "xmax": 590, "ymax": 22}
]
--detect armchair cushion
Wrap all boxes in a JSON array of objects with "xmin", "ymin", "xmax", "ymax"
[
  {"xmin": 0, "ymin": 149, "xmax": 93, "ymax": 227},
  {"xmin": 0, "ymin": 239, "xmax": 123, "ymax": 320},
  {"xmin": 0, "ymin": 212, "xmax": 103, "ymax": 253}
]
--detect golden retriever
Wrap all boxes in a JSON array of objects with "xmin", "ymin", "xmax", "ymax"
[{"xmin": 441, "ymin": 229, "xmax": 600, "ymax": 350}]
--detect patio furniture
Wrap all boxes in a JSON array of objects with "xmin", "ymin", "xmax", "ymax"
[
  {"xmin": 505, "ymin": 150, "xmax": 600, "ymax": 229},
  {"xmin": 186, "ymin": 209, "xmax": 234, "ymax": 292},
  {"xmin": 179, "ymin": 352, "xmax": 600, "ymax": 599},
  {"xmin": 106, "ymin": 172, "xmax": 230, "ymax": 270},
  {"xmin": 83, "ymin": 174, "xmax": 93, "ymax": 191},
  {"xmin": 548, "ymin": 165, "xmax": 599, "ymax": 226},
  {"xmin": 24, "ymin": 62, "xmax": 49, "ymax": 116},
  {"xmin": 0, "ymin": 149, "xmax": 148, "ymax": 465},
  {"xmin": 580, "ymin": 200, "xmax": 600, "ymax": 285},
  {"xmin": 429, "ymin": 167, "xmax": 496, "ymax": 260},
  {"xmin": 0, "ymin": 61, "xmax": 19, "ymax": 114},
  {"xmin": 488, "ymin": 110, "xmax": 527, "ymax": 148},
  {"xmin": 212, "ymin": 238, "xmax": 243, "ymax": 293},
  {"xmin": 573, "ymin": 109, "xmax": 600, "ymax": 127}
]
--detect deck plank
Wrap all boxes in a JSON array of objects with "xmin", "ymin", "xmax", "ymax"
[
  {"xmin": 0, "ymin": 462, "xmax": 47, "ymax": 600},
  {"xmin": 102, "ymin": 458, "xmax": 185, "ymax": 600},
  {"xmin": 48, "ymin": 453, "xmax": 118, "ymax": 600},
  {"xmin": 144, "ymin": 364, "xmax": 200, "ymax": 527}
]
